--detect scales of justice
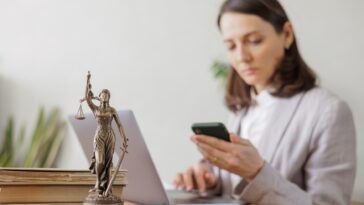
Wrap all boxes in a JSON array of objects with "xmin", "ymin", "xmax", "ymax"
[{"xmin": 75, "ymin": 71, "xmax": 129, "ymax": 205}]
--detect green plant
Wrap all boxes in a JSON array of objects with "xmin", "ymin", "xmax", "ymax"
[
  {"xmin": 211, "ymin": 59, "xmax": 230, "ymax": 85},
  {"xmin": 0, "ymin": 117, "xmax": 15, "ymax": 167},
  {"xmin": 0, "ymin": 107, "xmax": 66, "ymax": 168}
]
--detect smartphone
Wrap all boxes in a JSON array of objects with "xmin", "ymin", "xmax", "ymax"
[{"xmin": 191, "ymin": 122, "xmax": 230, "ymax": 142}]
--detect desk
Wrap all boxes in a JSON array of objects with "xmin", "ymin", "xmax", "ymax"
[
  {"xmin": 3, "ymin": 201, "xmax": 364, "ymax": 205},
  {"xmin": 1, "ymin": 203, "xmax": 138, "ymax": 205}
]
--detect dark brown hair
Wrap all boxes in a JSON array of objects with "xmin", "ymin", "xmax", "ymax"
[{"xmin": 218, "ymin": 0, "xmax": 317, "ymax": 112}]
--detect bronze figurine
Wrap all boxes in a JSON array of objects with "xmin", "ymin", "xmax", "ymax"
[{"xmin": 77, "ymin": 71, "xmax": 128, "ymax": 205}]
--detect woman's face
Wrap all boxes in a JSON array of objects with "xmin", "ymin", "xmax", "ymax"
[{"xmin": 220, "ymin": 12, "xmax": 292, "ymax": 93}]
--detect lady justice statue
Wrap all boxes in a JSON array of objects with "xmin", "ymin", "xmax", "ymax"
[{"xmin": 76, "ymin": 71, "xmax": 128, "ymax": 205}]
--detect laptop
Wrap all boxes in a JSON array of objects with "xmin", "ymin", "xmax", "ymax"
[{"xmin": 69, "ymin": 110, "xmax": 240, "ymax": 205}]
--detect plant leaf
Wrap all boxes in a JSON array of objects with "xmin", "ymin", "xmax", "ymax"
[
  {"xmin": 0, "ymin": 116, "xmax": 14, "ymax": 167},
  {"xmin": 43, "ymin": 122, "xmax": 67, "ymax": 167},
  {"xmin": 33, "ymin": 108, "xmax": 60, "ymax": 167},
  {"xmin": 23, "ymin": 107, "xmax": 46, "ymax": 167}
]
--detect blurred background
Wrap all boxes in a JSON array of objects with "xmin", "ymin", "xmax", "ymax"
[{"xmin": 0, "ymin": 0, "xmax": 363, "ymax": 202}]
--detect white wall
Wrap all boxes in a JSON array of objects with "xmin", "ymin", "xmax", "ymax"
[{"xmin": 0, "ymin": 0, "xmax": 363, "ymax": 202}]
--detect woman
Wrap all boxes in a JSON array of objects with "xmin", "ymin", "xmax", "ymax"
[
  {"xmin": 84, "ymin": 72, "xmax": 128, "ymax": 196},
  {"xmin": 173, "ymin": 0, "xmax": 356, "ymax": 204}
]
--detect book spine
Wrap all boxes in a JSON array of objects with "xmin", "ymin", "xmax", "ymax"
[{"xmin": 0, "ymin": 185, "xmax": 124, "ymax": 203}]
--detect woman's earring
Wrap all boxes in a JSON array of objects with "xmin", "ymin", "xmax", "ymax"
[
  {"xmin": 285, "ymin": 40, "xmax": 293, "ymax": 50},
  {"xmin": 284, "ymin": 45, "xmax": 291, "ymax": 52}
]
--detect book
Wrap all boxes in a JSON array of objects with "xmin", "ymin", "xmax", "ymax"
[{"xmin": 0, "ymin": 168, "xmax": 127, "ymax": 203}]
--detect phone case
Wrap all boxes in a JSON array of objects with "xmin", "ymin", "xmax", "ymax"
[{"xmin": 191, "ymin": 122, "xmax": 230, "ymax": 142}]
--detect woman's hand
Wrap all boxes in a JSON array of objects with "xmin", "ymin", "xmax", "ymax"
[
  {"xmin": 192, "ymin": 133, "xmax": 264, "ymax": 182},
  {"xmin": 173, "ymin": 162, "xmax": 217, "ymax": 193}
]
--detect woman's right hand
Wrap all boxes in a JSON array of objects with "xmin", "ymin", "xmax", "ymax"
[{"xmin": 173, "ymin": 162, "xmax": 217, "ymax": 193}]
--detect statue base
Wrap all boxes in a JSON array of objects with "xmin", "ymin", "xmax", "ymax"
[{"xmin": 83, "ymin": 192, "xmax": 123, "ymax": 205}]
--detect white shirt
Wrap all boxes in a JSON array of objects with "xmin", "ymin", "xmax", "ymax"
[{"xmin": 231, "ymin": 89, "xmax": 280, "ymax": 190}]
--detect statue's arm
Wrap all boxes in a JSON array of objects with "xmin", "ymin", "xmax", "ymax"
[
  {"xmin": 84, "ymin": 71, "xmax": 97, "ymax": 113},
  {"xmin": 113, "ymin": 109, "xmax": 128, "ymax": 151}
]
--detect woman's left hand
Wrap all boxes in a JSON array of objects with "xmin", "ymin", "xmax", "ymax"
[{"xmin": 192, "ymin": 133, "xmax": 265, "ymax": 182}]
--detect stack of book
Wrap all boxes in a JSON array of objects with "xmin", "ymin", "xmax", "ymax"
[{"xmin": 0, "ymin": 168, "xmax": 127, "ymax": 203}]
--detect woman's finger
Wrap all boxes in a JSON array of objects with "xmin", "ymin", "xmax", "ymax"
[
  {"xmin": 230, "ymin": 133, "xmax": 251, "ymax": 146},
  {"xmin": 196, "ymin": 142, "xmax": 230, "ymax": 170},
  {"xmin": 173, "ymin": 173, "xmax": 184, "ymax": 188},
  {"xmin": 192, "ymin": 134, "xmax": 234, "ymax": 152},
  {"xmin": 204, "ymin": 172, "xmax": 217, "ymax": 188},
  {"xmin": 194, "ymin": 165, "xmax": 206, "ymax": 192},
  {"xmin": 182, "ymin": 167, "xmax": 194, "ymax": 191}
]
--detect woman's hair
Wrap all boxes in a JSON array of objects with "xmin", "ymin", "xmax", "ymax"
[{"xmin": 218, "ymin": 0, "xmax": 317, "ymax": 112}]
